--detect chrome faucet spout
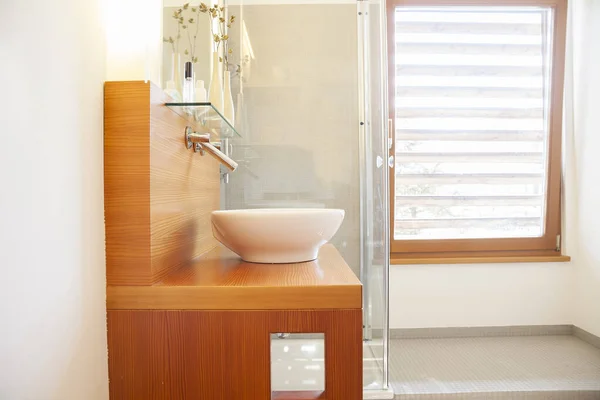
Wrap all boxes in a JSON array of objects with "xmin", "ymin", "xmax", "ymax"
[
  {"xmin": 201, "ymin": 141, "xmax": 238, "ymax": 172},
  {"xmin": 184, "ymin": 126, "xmax": 238, "ymax": 172}
]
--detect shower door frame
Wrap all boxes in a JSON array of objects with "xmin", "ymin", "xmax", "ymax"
[{"xmin": 357, "ymin": 0, "xmax": 392, "ymax": 396}]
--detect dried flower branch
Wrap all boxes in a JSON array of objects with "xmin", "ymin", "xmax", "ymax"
[
  {"xmin": 173, "ymin": 2, "xmax": 236, "ymax": 66},
  {"xmin": 179, "ymin": 3, "xmax": 205, "ymax": 63},
  {"xmin": 162, "ymin": 8, "xmax": 183, "ymax": 54},
  {"xmin": 205, "ymin": 3, "xmax": 235, "ymax": 61}
]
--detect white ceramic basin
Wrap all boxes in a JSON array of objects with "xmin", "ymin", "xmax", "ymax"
[{"xmin": 211, "ymin": 208, "xmax": 345, "ymax": 263}]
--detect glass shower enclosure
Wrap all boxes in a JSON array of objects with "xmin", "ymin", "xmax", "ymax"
[{"xmin": 223, "ymin": 0, "xmax": 391, "ymax": 397}]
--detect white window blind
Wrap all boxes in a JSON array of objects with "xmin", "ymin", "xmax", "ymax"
[{"xmin": 393, "ymin": 6, "xmax": 555, "ymax": 240}]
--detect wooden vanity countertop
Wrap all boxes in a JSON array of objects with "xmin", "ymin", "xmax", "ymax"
[{"xmin": 107, "ymin": 244, "xmax": 362, "ymax": 311}]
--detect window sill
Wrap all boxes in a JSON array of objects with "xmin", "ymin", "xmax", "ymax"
[{"xmin": 391, "ymin": 252, "xmax": 571, "ymax": 265}]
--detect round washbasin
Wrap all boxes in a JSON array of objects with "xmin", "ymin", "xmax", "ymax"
[{"xmin": 211, "ymin": 208, "xmax": 345, "ymax": 264}]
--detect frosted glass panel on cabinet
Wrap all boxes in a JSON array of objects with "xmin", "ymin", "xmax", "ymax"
[{"xmin": 271, "ymin": 334, "xmax": 325, "ymax": 393}]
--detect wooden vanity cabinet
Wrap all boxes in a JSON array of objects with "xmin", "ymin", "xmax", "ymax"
[{"xmin": 104, "ymin": 81, "xmax": 363, "ymax": 400}]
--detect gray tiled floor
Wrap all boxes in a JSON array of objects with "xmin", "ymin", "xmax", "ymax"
[{"xmin": 389, "ymin": 336, "xmax": 600, "ymax": 399}]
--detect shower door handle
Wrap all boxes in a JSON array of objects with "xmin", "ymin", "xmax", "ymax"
[
  {"xmin": 388, "ymin": 118, "xmax": 394, "ymax": 169},
  {"xmin": 388, "ymin": 118, "xmax": 394, "ymax": 150}
]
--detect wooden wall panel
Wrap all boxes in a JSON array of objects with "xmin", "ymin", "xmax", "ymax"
[
  {"xmin": 104, "ymin": 82, "xmax": 152, "ymax": 285},
  {"xmin": 104, "ymin": 81, "xmax": 220, "ymax": 285},
  {"xmin": 149, "ymin": 84, "xmax": 220, "ymax": 283},
  {"xmin": 107, "ymin": 309, "xmax": 363, "ymax": 400}
]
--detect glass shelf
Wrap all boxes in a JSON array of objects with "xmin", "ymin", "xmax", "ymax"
[{"xmin": 165, "ymin": 102, "xmax": 241, "ymax": 138}]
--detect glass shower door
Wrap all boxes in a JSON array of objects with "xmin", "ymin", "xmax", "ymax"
[
  {"xmin": 359, "ymin": 0, "xmax": 392, "ymax": 395},
  {"xmin": 224, "ymin": 0, "xmax": 390, "ymax": 396}
]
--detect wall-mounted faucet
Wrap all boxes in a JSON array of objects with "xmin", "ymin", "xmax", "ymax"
[{"xmin": 184, "ymin": 127, "xmax": 238, "ymax": 172}]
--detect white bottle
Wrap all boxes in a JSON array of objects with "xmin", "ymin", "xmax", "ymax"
[
  {"xmin": 195, "ymin": 80, "xmax": 207, "ymax": 102},
  {"xmin": 223, "ymin": 71, "xmax": 235, "ymax": 126},
  {"xmin": 182, "ymin": 62, "xmax": 195, "ymax": 103},
  {"xmin": 209, "ymin": 51, "xmax": 224, "ymax": 112},
  {"xmin": 164, "ymin": 80, "xmax": 181, "ymax": 102}
]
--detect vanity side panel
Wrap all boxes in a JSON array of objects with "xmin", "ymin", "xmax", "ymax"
[
  {"xmin": 104, "ymin": 81, "xmax": 152, "ymax": 285},
  {"xmin": 107, "ymin": 309, "xmax": 362, "ymax": 400},
  {"xmin": 104, "ymin": 81, "xmax": 220, "ymax": 286},
  {"xmin": 149, "ymin": 84, "xmax": 220, "ymax": 283}
]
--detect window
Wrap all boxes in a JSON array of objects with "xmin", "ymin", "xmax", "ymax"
[{"xmin": 387, "ymin": 0, "xmax": 567, "ymax": 261}]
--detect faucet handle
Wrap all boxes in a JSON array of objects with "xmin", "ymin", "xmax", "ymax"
[
  {"xmin": 185, "ymin": 126, "xmax": 210, "ymax": 149},
  {"xmin": 184, "ymin": 126, "xmax": 237, "ymax": 172}
]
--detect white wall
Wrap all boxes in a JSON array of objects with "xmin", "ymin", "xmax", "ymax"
[
  {"xmin": 105, "ymin": 0, "xmax": 163, "ymax": 85},
  {"xmin": 0, "ymin": 0, "xmax": 109, "ymax": 399},
  {"xmin": 569, "ymin": 0, "xmax": 600, "ymax": 338},
  {"xmin": 390, "ymin": 263, "xmax": 572, "ymax": 329}
]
